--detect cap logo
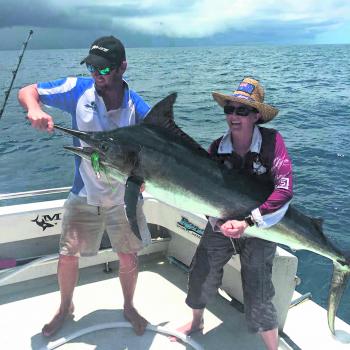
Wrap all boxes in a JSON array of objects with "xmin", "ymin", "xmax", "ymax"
[
  {"xmin": 237, "ymin": 82, "xmax": 255, "ymax": 95},
  {"xmin": 91, "ymin": 45, "xmax": 109, "ymax": 52}
]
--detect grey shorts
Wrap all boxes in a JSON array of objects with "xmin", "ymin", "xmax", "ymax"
[
  {"xmin": 186, "ymin": 222, "xmax": 278, "ymax": 333},
  {"xmin": 59, "ymin": 193, "xmax": 151, "ymax": 257}
]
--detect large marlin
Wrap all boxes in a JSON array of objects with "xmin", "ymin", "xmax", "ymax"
[{"xmin": 54, "ymin": 93, "xmax": 350, "ymax": 334}]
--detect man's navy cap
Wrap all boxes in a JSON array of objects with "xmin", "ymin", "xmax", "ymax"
[{"xmin": 80, "ymin": 36, "xmax": 126, "ymax": 68}]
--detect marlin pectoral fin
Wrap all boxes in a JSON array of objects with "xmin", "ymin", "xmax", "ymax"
[
  {"xmin": 327, "ymin": 261, "xmax": 350, "ymax": 334},
  {"xmin": 124, "ymin": 176, "xmax": 144, "ymax": 240}
]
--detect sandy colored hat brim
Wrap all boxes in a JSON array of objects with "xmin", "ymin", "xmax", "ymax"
[
  {"xmin": 80, "ymin": 54, "xmax": 110, "ymax": 67},
  {"xmin": 212, "ymin": 91, "xmax": 279, "ymax": 124}
]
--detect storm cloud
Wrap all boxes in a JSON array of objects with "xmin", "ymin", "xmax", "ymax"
[{"xmin": 0, "ymin": 0, "xmax": 349, "ymax": 49}]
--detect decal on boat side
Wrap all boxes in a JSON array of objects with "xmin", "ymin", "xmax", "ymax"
[
  {"xmin": 177, "ymin": 216, "xmax": 204, "ymax": 238},
  {"xmin": 31, "ymin": 213, "xmax": 62, "ymax": 231}
]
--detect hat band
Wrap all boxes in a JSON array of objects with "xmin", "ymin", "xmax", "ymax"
[{"xmin": 232, "ymin": 93, "xmax": 255, "ymax": 101}]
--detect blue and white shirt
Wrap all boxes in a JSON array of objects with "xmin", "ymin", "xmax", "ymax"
[{"xmin": 37, "ymin": 77, "xmax": 150, "ymax": 207}]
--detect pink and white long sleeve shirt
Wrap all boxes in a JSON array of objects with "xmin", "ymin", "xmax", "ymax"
[{"xmin": 209, "ymin": 126, "xmax": 293, "ymax": 228}]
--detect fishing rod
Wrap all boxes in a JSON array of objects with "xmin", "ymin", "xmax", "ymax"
[{"xmin": 0, "ymin": 29, "xmax": 34, "ymax": 120}]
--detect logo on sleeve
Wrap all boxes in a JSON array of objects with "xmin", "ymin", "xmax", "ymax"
[{"xmin": 277, "ymin": 177, "xmax": 290, "ymax": 190}]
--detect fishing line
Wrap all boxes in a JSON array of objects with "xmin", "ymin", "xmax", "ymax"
[{"xmin": 0, "ymin": 30, "xmax": 34, "ymax": 120}]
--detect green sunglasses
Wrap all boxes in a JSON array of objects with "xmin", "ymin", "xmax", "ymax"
[{"xmin": 86, "ymin": 64, "xmax": 115, "ymax": 75}]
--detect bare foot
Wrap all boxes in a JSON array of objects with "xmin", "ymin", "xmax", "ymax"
[
  {"xmin": 42, "ymin": 304, "xmax": 74, "ymax": 337},
  {"xmin": 169, "ymin": 320, "xmax": 204, "ymax": 342},
  {"xmin": 124, "ymin": 307, "xmax": 148, "ymax": 335}
]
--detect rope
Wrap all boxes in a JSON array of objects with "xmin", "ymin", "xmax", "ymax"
[{"xmin": 41, "ymin": 322, "xmax": 204, "ymax": 350}]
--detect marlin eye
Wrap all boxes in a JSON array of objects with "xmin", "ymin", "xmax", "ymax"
[{"xmin": 100, "ymin": 142, "xmax": 109, "ymax": 152}]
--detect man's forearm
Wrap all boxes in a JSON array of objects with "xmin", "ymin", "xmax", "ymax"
[{"xmin": 18, "ymin": 84, "xmax": 41, "ymax": 112}]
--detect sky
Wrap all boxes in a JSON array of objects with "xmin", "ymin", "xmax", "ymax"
[{"xmin": 0, "ymin": 0, "xmax": 349, "ymax": 50}]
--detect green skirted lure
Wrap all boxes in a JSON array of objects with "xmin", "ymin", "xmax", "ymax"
[
  {"xmin": 91, "ymin": 151, "xmax": 101, "ymax": 179},
  {"xmin": 90, "ymin": 151, "xmax": 115, "ymax": 192}
]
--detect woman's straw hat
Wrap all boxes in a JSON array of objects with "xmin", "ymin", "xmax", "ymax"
[{"xmin": 212, "ymin": 77, "xmax": 279, "ymax": 123}]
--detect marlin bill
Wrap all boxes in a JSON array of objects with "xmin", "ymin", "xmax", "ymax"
[{"xmin": 54, "ymin": 93, "xmax": 350, "ymax": 335}]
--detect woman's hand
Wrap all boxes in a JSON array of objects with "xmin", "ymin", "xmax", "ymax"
[{"xmin": 219, "ymin": 219, "xmax": 248, "ymax": 238}]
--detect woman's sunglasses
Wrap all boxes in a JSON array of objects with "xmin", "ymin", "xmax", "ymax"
[
  {"xmin": 86, "ymin": 64, "xmax": 115, "ymax": 76},
  {"xmin": 224, "ymin": 105, "xmax": 258, "ymax": 116}
]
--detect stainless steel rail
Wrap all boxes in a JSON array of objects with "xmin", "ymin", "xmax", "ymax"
[{"xmin": 0, "ymin": 187, "xmax": 70, "ymax": 201}]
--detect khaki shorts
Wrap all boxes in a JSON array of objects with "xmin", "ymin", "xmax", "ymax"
[{"xmin": 59, "ymin": 193, "xmax": 151, "ymax": 257}]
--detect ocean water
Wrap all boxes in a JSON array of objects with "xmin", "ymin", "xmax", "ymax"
[{"xmin": 0, "ymin": 44, "xmax": 350, "ymax": 323}]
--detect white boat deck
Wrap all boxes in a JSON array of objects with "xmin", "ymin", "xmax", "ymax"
[
  {"xmin": 1, "ymin": 254, "xmax": 272, "ymax": 350},
  {"xmin": 283, "ymin": 290, "xmax": 350, "ymax": 350},
  {"xmin": 2, "ymin": 252, "xmax": 350, "ymax": 349}
]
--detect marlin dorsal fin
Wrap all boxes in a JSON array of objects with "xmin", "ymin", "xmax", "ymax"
[
  {"xmin": 144, "ymin": 93, "xmax": 209, "ymax": 156},
  {"xmin": 143, "ymin": 93, "xmax": 177, "ymax": 126}
]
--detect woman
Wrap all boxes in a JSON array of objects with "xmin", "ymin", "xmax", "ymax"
[{"xmin": 178, "ymin": 77, "xmax": 293, "ymax": 350}]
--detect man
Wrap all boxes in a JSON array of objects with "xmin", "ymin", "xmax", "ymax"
[
  {"xmin": 177, "ymin": 77, "xmax": 293, "ymax": 350},
  {"xmin": 18, "ymin": 35, "xmax": 151, "ymax": 337}
]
